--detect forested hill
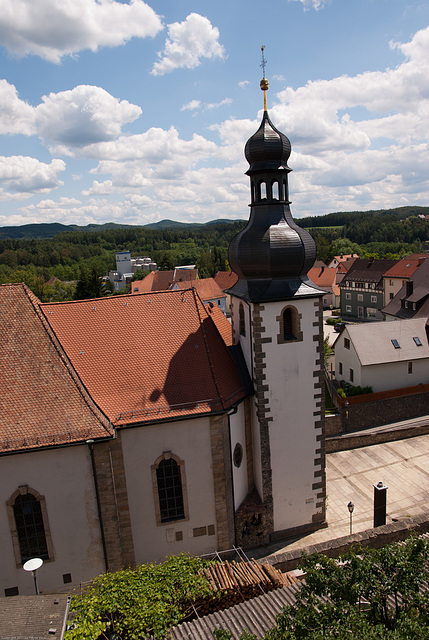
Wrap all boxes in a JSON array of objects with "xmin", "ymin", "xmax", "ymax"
[
  {"xmin": 0, "ymin": 207, "xmax": 427, "ymax": 302},
  {"xmin": 0, "ymin": 206, "xmax": 427, "ymax": 240},
  {"xmin": 299, "ymin": 205, "xmax": 429, "ymax": 228}
]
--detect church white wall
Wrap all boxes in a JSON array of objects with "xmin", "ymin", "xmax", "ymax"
[
  {"xmin": 229, "ymin": 403, "xmax": 249, "ymax": 509},
  {"xmin": 230, "ymin": 296, "xmax": 263, "ymax": 501},
  {"xmin": 0, "ymin": 445, "xmax": 105, "ymax": 596},
  {"xmin": 259, "ymin": 298, "xmax": 322, "ymax": 533},
  {"xmin": 120, "ymin": 417, "xmax": 218, "ymax": 564}
]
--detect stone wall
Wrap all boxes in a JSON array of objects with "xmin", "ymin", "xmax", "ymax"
[
  {"xmin": 259, "ymin": 513, "xmax": 429, "ymax": 573},
  {"xmin": 341, "ymin": 386, "xmax": 429, "ymax": 433}
]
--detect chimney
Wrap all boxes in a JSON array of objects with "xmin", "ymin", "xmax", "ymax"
[{"xmin": 406, "ymin": 280, "xmax": 414, "ymax": 296}]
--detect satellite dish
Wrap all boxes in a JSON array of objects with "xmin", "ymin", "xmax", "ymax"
[{"xmin": 23, "ymin": 558, "xmax": 43, "ymax": 572}]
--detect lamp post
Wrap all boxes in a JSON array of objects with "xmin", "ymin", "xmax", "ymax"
[
  {"xmin": 347, "ymin": 501, "xmax": 354, "ymax": 535},
  {"xmin": 23, "ymin": 558, "xmax": 43, "ymax": 595}
]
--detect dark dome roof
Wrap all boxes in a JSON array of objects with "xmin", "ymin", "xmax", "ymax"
[{"xmin": 245, "ymin": 111, "xmax": 291, "ymax": 173}]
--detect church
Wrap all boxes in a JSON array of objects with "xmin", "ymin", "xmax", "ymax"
[{"xmin": 0, "ymin": 75, "xmax": 326, "ymax": 596}]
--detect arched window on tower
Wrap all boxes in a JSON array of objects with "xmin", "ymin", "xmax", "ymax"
[
  {"xmin": 277, "ymin": 305, "xmax": 303, "ymax": 344},
  {"xmin": 152, "ymin": 453, "xmax": 189, "ymax": 525},
  {"xmin": 271, "ymin": 180, "xmax": 280, "ymax": 201},
  {"xmin": 7, "ymin": 486, "xmax": 53, "ymax": 566},
  {"xmin": 239, "ymin": 302, "xmax": 245, "ymax": 337},
  {"xmin": 258, "ymin": 181, "xmax": 267, "ymax": 201}
]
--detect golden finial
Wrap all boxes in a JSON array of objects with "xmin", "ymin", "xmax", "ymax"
[{"xmin": 260, "ymin": 45, "xmax": 269, "ymax": 111}]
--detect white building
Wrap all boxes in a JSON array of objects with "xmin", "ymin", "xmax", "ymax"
[{"xmin": 333, "ymin": 318, "xmax": 429, "ymax": 392}]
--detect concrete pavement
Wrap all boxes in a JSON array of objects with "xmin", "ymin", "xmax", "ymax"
[{"xmin": 255, "ymin": 425, "xmax": 429, "ymax": 559}]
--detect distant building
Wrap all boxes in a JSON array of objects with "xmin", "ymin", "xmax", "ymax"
[
  {"xmin": 213, "ymin": 271, "xmax": 239, "ymax": 315},
  {"xmin": 132, "ymin": 268, "xmax": 198, "ymax": 293},
  {"xmin": 383, "ymin": 258, "xmax": 429, "ymax": 321},
  {"xmin": 308, "ymin": 265, "xmax": 338, "ymax": 309},
  {"xmin": 339, "ymin": 258, "xmax": 397, "ymax": 320},
  {"xmin": 173, "ymin": 278, "xmax": 227, "ymax": 314},
  {"xmin": 109, "ymin": 251, "xmax": 157, "ymax": 291},
  {"xmin": 382, "ymin": 256, "xmax": 427, "ymax": 306}
]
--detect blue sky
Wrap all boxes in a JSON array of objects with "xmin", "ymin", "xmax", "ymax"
[{"xmin": 0, "ymin": 0, "xmax": 428, "ymax": 226}]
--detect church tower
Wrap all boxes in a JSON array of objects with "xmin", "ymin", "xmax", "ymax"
[{"xmin": 228, "ymin": 63, "xmax": 326, "ymax": 544}]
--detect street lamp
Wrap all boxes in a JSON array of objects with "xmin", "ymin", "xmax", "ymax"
[
  {"xmin": 23, "ymin": 557, "xmax": 43, "ymax": 595},
  {"xmin": 347, "ymin": 501, "xmax": 354, "ymax": 535}
]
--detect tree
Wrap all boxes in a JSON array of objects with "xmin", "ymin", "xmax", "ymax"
[
  {"xmin": 66, "ymin": 554, "xmax": 216, "ymax": 640},
  {"xmin": 216, "ymin": 537, "xmax": 429, "ymax": 640},
  {"xmin": 269, "ymin": 537, "xmax": 429, "ymax": 639},
  {"xmin": 74, "ymin": 265, "xmax": 103, "ymax": 300}
]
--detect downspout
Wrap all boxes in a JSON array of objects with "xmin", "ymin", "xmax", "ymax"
[
  {"xmin": 227, "ymin": 405, "xmax": 238, "ymax": 537},
  {"xmin": 86, "ymin": 439, "xmax": 108, "ymax": 572}
]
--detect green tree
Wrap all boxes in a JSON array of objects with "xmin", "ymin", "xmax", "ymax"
[
  {"xmin": 66, "ymin": 554, "xmax": 217, "ymax": 640},
  {"xmin": 74, "ymin": 265, "xmax": 103, "ymax": 300}
]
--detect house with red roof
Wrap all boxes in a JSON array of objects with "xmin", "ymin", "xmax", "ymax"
[
  {"xmin": 308, "ymin": 265, "xmax": 338, "ymax": 309},
  {"xmin": 172, "ymin": 278, "xmax": 227, "ymax": 314},
  {"xmin": 131, "ymin": 268, "xmax": 198, "ymax": 294},
  {"xmin": 214, "ymin": 271, "xmax": 239, "ymax": 315},
  {"xmin": 382, "ymin": 255, "xmax": 427, "ymax": 307},
  {"xmin": 0, "ymin": 82, "xmax": 327, "ymax": 596}
]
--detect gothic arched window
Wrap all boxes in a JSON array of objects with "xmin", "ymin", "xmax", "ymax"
[
  {"xmin": 152, "ymin": 453, "xmax": 189, "ymax": 525},
  {"xmin": 258, "ymin": 181, "xmax": 267, "ymax": 201},
  {"xmin": 7, "ymin": 486, "xmax": 54, "ymax": 566},
  {"xmin": 239, "ymin": 303, "xmax": 245, "ymax": 337}
]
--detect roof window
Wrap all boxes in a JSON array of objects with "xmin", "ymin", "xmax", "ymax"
[
  {"xmin": 391, "ymin": 339, "xmax": 400, "ymax": 349},
  {"xmin": 413, "ymin": 337, "xmax": 422, "ymax": 346}
]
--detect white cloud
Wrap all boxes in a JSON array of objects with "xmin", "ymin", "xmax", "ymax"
[
  {"xmin": 0, "ymin": 0, "xmax": 163, "ymax": 63},
  {"xmin": 206, "ymin": 98, "xmax": 232, "ymax": 110},
  {"xmin": 181, "ymin": 100, "xmax": 201, "ymax": 112},
  {"xmin": 0, "ymin": 80, "xmax": 36, "ymax": 135},
  {"xmin": 151, "ymin": 13, "xmax": 225, "ymax": 76},
  {"xmin": 36, "ymin": 85, "xmax": 141, "ymax": 151},
  {"xmin": 238, "ymin": 80, "xmax": 250, "ymax": 88},
  {"xmin": 288, "ymin": 0, "xmax": 331, "ymax": 10},
  {"xmin": 0, "ymin": 156, "xmax": 65, "ymax": 194}
]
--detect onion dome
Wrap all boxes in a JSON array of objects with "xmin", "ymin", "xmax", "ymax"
[
  {"xmin": 227, "ymin": 76, "xmax": 322, "ymax": 303},
  {"xmin": 245, "ymin": 110, "xmax": 291, "ymax": 174}
]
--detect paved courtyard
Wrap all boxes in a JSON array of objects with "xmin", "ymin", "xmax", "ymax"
[{"xmin": 259, "ymin": 429, "xmax": 429, "ymax": 558}]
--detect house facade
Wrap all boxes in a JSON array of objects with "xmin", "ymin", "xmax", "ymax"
[
  {"xmin": 333, "ymin": 318, "xmax": 429, "ymax": 392},
  {"xmin": 339, "ymin": 258, "xmax": 397, "ymax": 320}
]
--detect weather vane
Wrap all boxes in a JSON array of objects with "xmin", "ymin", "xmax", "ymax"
[
  {"xmin": 260, "ymin": 45, "xmax": 267, "ymax": 78},
  {"xmin": 260, "ymin": 46, "xmax": 269, "ymax": 111}
]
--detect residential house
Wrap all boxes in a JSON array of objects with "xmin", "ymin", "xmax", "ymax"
[
  {"xmin": 339, "ymin": 258, "xmax": 397, "ymax": 320},
  {"xmin": 132, "ymin": 268, "xmax": 198, "ymax": 294},
  {"xmin": 333, "ymin": 318, "xmax": 429, "ymax": 392},
  {"xmin": 213, "ymin": 271, "xmax": 239, "ymax": 315},
  {"xmin": 172, "ymin": 278, "xmax": 227, "ymax": 314},
  {"xmin": 308, "ymin": 265, "xmax": 338, "ymax": 309},
  {"xmin": 382, "ymin": 256, "xmax": 427, "ymax": 306},
  {"xmin": 383, "ymin": 258, "xmax": 429, "ymax": 321}
]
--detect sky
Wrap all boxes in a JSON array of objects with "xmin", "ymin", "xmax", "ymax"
[{"xmin": 0, "ymin": 0, "xmax": 429, "ymax": 227}]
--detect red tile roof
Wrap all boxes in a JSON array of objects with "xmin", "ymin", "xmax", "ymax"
[
  {"xmin": 213, "ymin": 271, "xmax": 239, "ymax": 291},
  {"xmin": 382, "ymin": 257, "xmax": 424, "ymax": 279},
  {"xmin": 173, "ymin": 278, "xmax": 226, "ymax": 301},
  {"xmin": 132, "ymin": 269, "xmax": 198, "ymax": 294},
  {"xmin": 0, "ymin": 283, "xmax": 111, "ymax": 454},
  {"xmin": 307, "ymin": 266, "xmax": 337, "ymax": 290},
  {"xmin": 40, "ymin": 289, "xmax": 245, "ymax": 427}
]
